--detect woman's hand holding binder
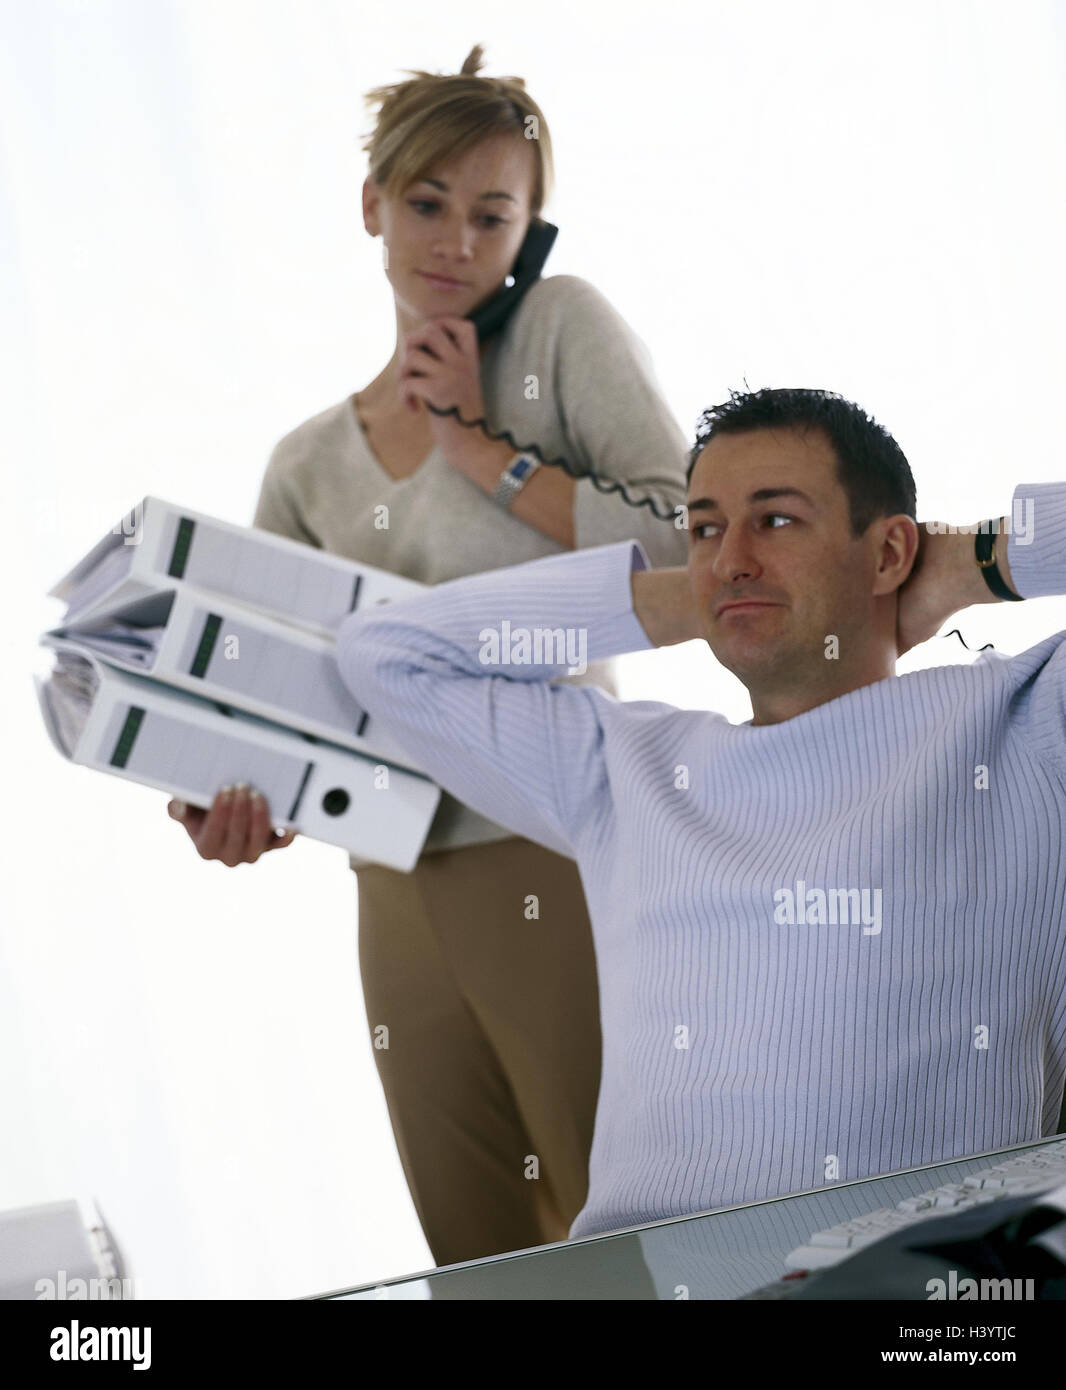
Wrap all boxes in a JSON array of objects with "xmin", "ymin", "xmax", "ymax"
[{"xmin": 167, "ymin": 785, "xmax": 297, "ymax": 866}]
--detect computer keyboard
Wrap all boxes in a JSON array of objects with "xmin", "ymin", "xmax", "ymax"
[{"xmin": 784, "ymin": 1137, "xmax": 1066, "ymax": 1272}]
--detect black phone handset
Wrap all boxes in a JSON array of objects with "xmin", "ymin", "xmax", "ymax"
[
  {"xmin": 468, "ymin": 217, "xmax": 559, "ymax": 342},
  {"xmin": 429, "ymin": 217, "xmax": 678, "ymax": 523}
]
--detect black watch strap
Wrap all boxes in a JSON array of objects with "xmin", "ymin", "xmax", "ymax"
[{"xmin": 975, "ymin": 524, "xmax": 1023, "ymax": 601}]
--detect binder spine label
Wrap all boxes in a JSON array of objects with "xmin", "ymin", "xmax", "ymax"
[
  {"xmin": 189, "ymin": 614, "xmax": 222, "ymax": 678},
  {"xmin": 109, "ymin": 707, "xmax": 146, "ymax": 768},
  {"xmin": 167, "ymin": 517, "xmax": 195, "ymax": 578}
]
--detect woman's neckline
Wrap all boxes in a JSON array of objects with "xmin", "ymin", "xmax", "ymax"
[{"xmin": 349, "ymin": 390, "xmax": 438, "ymax": 486}]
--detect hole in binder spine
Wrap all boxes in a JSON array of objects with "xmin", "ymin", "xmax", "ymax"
[
  {"xmin": 348, "ymin": 575, "xmax": 363, "ymax": 613},
  {"xmin": 322, "ymin": 788, "xmax": 350, "ymax": 817}
]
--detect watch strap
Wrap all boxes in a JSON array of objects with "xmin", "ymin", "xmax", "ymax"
[{"xmin": 975, "ymin": 523, "xmax": 1023, "ymax": 601}]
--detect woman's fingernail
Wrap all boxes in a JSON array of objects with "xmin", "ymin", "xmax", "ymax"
[
  {"xmin": 220, "ymin": 785, "xmax": 235, "ymax": 798},
  {"xmin": 250, "ymin": 788, "xmax": 264, "ymax": 802},
  {"xmin": 171, "ymin": 800, "xmax": 187, "ymax": 819}
]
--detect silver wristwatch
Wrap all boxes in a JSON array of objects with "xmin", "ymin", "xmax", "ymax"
[{"xmin": 493, "ymin": 452, "xmax": 541, "ymax": 510}]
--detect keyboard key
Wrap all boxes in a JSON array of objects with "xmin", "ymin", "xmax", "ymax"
[
  {"xmin": 809, "ymin": 1229, "xmax": 855, "ymax": 1248},
  {"xmin": 924, "ymin": 1185, "xmax": 971, "ymax": 1206},
  {"xmin": 784, "ymin": 1244, "xmax": 852, "ymax": 1271},
  {"xmin": 782, "ymin": 1141, "xmax": 1066, "ymax": 1278}
]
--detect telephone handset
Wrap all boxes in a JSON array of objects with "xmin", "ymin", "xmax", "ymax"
[
  {"xmin": 429, "ymin": 212, "xmax": 679, "ymax": 523},
  {"xmin": 468, "ymin": 217, "xmax": 559, "ymax": 342}
]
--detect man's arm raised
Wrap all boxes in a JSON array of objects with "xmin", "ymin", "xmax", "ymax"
[
  {"xmin": 336, "ymin": 539, "xmax": 658, "ymax": 860},
  {"xmin": 631, "ymin": 568, "xmax": 704, "ymax": 648}
]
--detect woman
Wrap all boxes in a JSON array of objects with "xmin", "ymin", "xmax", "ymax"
[{"xmin": 168, "ymin": 45, "xmax": 689, "ymax": 1267}]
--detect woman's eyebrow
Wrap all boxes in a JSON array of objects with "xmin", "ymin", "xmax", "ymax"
[{"xmin": 415, "ymin": 177, "xmax": 516, "ymax": 203}]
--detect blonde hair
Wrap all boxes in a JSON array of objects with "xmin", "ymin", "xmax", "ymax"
[{"xmin": 361, "ymin": 44, "xmax": 554, "ymax": 216}]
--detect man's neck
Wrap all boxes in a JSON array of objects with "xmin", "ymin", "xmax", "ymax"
[{"xmin": 748, "ymin": 653, "xmax": 898, "ymax": 726}]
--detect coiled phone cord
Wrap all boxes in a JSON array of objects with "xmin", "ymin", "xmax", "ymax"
[
  {"xmin": 423, "ymin": 401, "xmax": 996, "ymax": 653},
  {"xmin": 423, "ymin": 400, "xmax": 684, "ymax": 525}
]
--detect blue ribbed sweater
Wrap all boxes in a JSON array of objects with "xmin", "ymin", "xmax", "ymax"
[{"xmin": 336, "ymin": 481, "xmax": 1066, "ymax": 1240}]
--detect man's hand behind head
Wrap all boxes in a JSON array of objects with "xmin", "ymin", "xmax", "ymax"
[{"xmin": 896, "ymin": 522, "xmax": 1005, "ymax": 657}]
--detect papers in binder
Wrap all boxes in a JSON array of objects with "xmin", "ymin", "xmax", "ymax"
[{"xmin": 45, "ymin": 587, "xmax": 421, "ymax": 771}]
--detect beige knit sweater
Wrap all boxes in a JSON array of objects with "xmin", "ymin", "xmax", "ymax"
[{"xmin": 253, "ymin": 273, "xmax": 690, "ymax": 865}]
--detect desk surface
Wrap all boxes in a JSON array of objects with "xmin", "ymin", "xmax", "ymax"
[{"xmin": 315, "ymin": 1138, "xmax": 1062, "ymax": 1300}]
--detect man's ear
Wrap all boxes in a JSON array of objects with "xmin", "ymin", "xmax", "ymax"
[
  {"xmin": 362, "ymin": 177, "xmax": 381, "ymax": 237},
  {"xmin": 872, "ymin": 514, "xmax": 921, "ymax": 596}
]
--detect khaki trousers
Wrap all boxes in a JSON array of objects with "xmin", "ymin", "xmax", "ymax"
[{"xmin": 355, "ymin": 835, "xmax": 603, "ymax": 1269}]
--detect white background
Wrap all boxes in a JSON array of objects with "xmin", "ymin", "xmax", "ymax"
[{"xmin": 2, "ymin": 0, "xmax": 1064, "ymax": 1298}]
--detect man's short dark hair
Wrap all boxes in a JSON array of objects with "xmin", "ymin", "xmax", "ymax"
[{"xmin": 686, "ymin": 387, "xmax": 917, "ymax": 536}]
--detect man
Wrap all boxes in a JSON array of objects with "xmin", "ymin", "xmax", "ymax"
[{"xmin": 336, "ymin": 386, "xmax": 1066, "ymax": 1241}]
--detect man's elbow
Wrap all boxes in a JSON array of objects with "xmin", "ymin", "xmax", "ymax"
[{"xmin": 335, "ymin": 611, "xmax": 386, "ymax": 705}]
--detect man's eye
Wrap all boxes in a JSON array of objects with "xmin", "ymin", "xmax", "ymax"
[{"xmin": 691, "ymin": 515, "xmax": 795, "ymax": 540}]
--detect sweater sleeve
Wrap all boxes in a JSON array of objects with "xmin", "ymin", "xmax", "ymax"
[
  {"xmin": 1002, "ymin": 481, "xmax": 1066, "ymax": 785},
  {"xmin": 1005, "ymin": 482, "xmax": 1066, "ymax": 600},
  {"xmin": 335, "ymin": 539, "xmax": 654, "ymax": 859},
  {"xmin": 252, "ymin": 440, "xmax": 321, "ymax": 547},
  {"xmin": 544, "ymin": 278, "xmax": 691, "ymax": 569}
]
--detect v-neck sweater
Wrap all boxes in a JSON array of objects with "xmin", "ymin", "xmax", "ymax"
[{"xmin": 253, "ymin": 273, "xmax": 692, "ymax": 861}]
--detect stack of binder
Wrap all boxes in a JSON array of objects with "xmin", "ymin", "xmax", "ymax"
[{"xmin": 35, "ymin": 498, "xmax": 442, "ymax": 870}]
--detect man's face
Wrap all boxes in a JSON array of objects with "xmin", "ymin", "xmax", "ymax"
[
  {"xmin": 687, "ymin": 426, "xmax": 881, "ymax": 692},
  {"xmin": 363, "ymin": 134, "xmax": 535, "ymax": 325}
]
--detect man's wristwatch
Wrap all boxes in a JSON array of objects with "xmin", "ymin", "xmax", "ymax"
[
  {"xmin": 975, "ymin": 520, "xmax": 1024, "ymax": 601},
  {"xmin": 493, "ymin": 452, "xmax": 541, "ymax": 510}
]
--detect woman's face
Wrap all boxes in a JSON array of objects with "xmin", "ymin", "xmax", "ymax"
[{"xmin": 364, "ymin": 134, "xmax": 537, "ymax": 326}]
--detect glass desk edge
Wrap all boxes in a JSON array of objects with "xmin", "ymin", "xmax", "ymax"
[{"xmin": 308, "ymin": 1133, "xmax": 1062, "ymax": 1300}]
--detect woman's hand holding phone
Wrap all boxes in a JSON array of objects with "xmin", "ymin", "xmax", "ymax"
[
  {"xmin": 398, "ymin": 316, "xmax": 484, "ymax": 417},
  {"xmin": 398, "ymin": 316, "xmax": 502, "ymax": 478},
  {"xmin": 168, "ymin": 785, "xmax": 297, "ymax": 866}
]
